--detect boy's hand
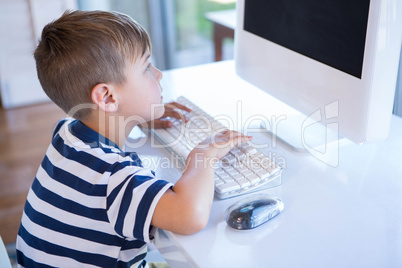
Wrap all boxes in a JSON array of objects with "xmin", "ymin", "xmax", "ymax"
[
  {"xmin": 192, "ymin": 130, "xmax": 253, "ymax": 160},
  {"xmin": 141, "ymin": 102, "xmax": 192, "ymax": 129},
  {"xmin": 152, "ymin": 129, "xmax": 253, "ymax": 235}
]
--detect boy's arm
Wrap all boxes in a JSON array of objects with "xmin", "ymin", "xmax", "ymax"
[{"xmin": 151, "ymin": 130, "xmax": 252, "ymax": 235}]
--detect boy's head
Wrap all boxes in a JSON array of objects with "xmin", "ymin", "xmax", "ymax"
[{"xmin": 34, "ymin": 10, "xmax": 151, "ymax": 120}]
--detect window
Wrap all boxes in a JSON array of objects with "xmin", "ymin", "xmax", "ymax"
[{"xmin": 77, "ymin": 0, "xmax": 236, "ymax": 70}]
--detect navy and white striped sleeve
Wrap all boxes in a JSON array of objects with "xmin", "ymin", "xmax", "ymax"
[{"xmin": 106, "ymin": 165, "xmax": 173, "ymax": 242}]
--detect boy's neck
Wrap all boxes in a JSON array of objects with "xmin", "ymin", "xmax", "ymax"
[{"xmin": 82, "ymin": 114, "xmax": 136, "ymax": 149}]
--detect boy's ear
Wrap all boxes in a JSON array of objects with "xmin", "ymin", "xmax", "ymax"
[{"xmin": 91, "ymin": 83, "xmax": 118, "ymax": 113}]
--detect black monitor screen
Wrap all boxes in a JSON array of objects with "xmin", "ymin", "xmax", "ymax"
[{"xmin": 244, "ymin": 0, "xmax": 370, "ymax": 79}]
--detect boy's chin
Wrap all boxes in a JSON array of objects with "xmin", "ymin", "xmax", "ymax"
[{"xmin": 153, "ymin": 105, "xmax": 165, "ymax": 120}]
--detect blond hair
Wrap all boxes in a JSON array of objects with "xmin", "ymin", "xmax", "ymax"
[{"xmin": 34, "ymin": 10, "xmax": 151, "ymax": 120}]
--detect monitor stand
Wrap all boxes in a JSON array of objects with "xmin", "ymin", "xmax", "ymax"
[{"xmin": 260, "ymin": 107, "xmax": 347, "ymax": 167}]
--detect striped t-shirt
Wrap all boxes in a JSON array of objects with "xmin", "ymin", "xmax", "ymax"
[{"xmin": 16, "ymin": 119, "xmax": 173, "ymax": 267}]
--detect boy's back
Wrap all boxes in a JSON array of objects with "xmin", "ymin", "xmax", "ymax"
[{"xmin": 17, "ymin": 118, "xmax": 173, "ymax": 267}]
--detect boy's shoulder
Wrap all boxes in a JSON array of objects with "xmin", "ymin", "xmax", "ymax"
[{"xmin": 50, "ymin": 118, "xmax": 147, "ymax": 178}]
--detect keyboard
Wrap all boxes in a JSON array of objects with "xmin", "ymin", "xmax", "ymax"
[{"xmin": 149, "ymin": 96, "xmax": 282, "ymax": 199}]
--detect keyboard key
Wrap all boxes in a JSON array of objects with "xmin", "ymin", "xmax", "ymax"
[
  {"xmin": 222, "ymin": 154, "xmax": 236, "ymax": 165},
  {"xmin": 240, "ymin": 168, "xmax": 254, "ymax": 177},
  {"xmin": 215, "ymin": 181, "xmax": 241, "ymax": 194},
  {"xmin": 215, "ymin": 168, "xmax": 225, "ymax": 175},
  {"xmin": 227, "ymin": 169, "xmax": 239, "ymax": 176},
  {"xmin": 246, "ymin": 174, "xmax": 260, "ymax": 184},
  {"xmin": 235, "ymin": 177, "xmax": 251, "ymax": 189},
  {"xmin": 230, "ymin": 147, "xmax": 242, "ymax": 155},
  {"xmin": 239, "ymin": 142, "xmax": 257, "ymax": 155},
  {"xmin": 215, "ymin": 177, "xmax": 224, "ymax": 185},
  {"xmin": 221, "ymin": 176, "xmax": 235, "ymax": 183},
  {"xmin": 231, "ymin": 150, "xmax": 246, "ymax": 162},
  {"xmin": 218, "ymin": 172, "xmax": 230, "ymax": 179},
  {"xmin": 154, "ymin": 129, "xmax": 177, "ymax": 144},
  {"xmin": 232, "ymin": 173, "xmax": 245, "ymax": 180},
  {"xmin": 255, "ymin": 169, "xmax": 270, "ymax": 180}
]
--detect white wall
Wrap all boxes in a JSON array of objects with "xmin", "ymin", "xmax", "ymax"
[{"xmin": 0, "ymin": 0, "xmax": 77, "ymax": 109}]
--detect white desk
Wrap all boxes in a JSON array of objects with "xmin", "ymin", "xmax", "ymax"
[{"xmin": 126, "ymin": 61, "xmax": 402, "ymax": 268}]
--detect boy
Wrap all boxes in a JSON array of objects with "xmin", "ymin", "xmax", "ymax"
[{"xmin": 16, "ymin": 10, "xmax": 251, "ymax": 267}]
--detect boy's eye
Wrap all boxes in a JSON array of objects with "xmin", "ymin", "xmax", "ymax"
[{"xmin": 146, "ymin": 63, "xmax": 151, "ymax": 71}]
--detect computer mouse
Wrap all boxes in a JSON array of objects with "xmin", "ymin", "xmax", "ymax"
[{"xmin": 224, "ymin": 194, "xmax": 284, "ymax": 230}]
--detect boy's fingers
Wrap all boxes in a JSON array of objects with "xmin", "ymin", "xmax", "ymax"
[
  {"xmin": 229, "ymin": 132, "xmax": 253, "ymax": 145},
  {"xmin": 141, "ymin": 119, "xmax": 173, "ymax": 129},
  {"xmin": 152, "ymin": 120, "xmax": 173, "ymax": 129},
  {"xmin": 163, "ymin": 109, "xmax": 186, "ymax": 121},
  {"xmin": 220, "ymin": 130, "xmax": 251, "ymax": 140},
  {"xmin": 216, "ymin": 130, "xmax": 253, "ymax": 146},
  {"xmin": 235, "ymin": 134, "xmax": 253, "ymax": 144},
  {"xmin": 219, "ymin": 129, "xmax": 231, "ymax": 135},
  {"xmin": 164, "ymin": 102, "xmax": 192, "ymax": 113},
  {"xmin": 168, "ymin": 102, "xmax": 192, "ymax": 112}
]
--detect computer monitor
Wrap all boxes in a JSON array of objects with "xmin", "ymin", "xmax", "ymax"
[{"xmin": 235, "ymin": 0, "xmax": 402, "ymax": 148}]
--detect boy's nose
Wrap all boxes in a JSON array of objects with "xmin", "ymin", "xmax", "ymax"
[{"xmin": 154, "ymin": 67, "xmax": 163, "ymax": 81}]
